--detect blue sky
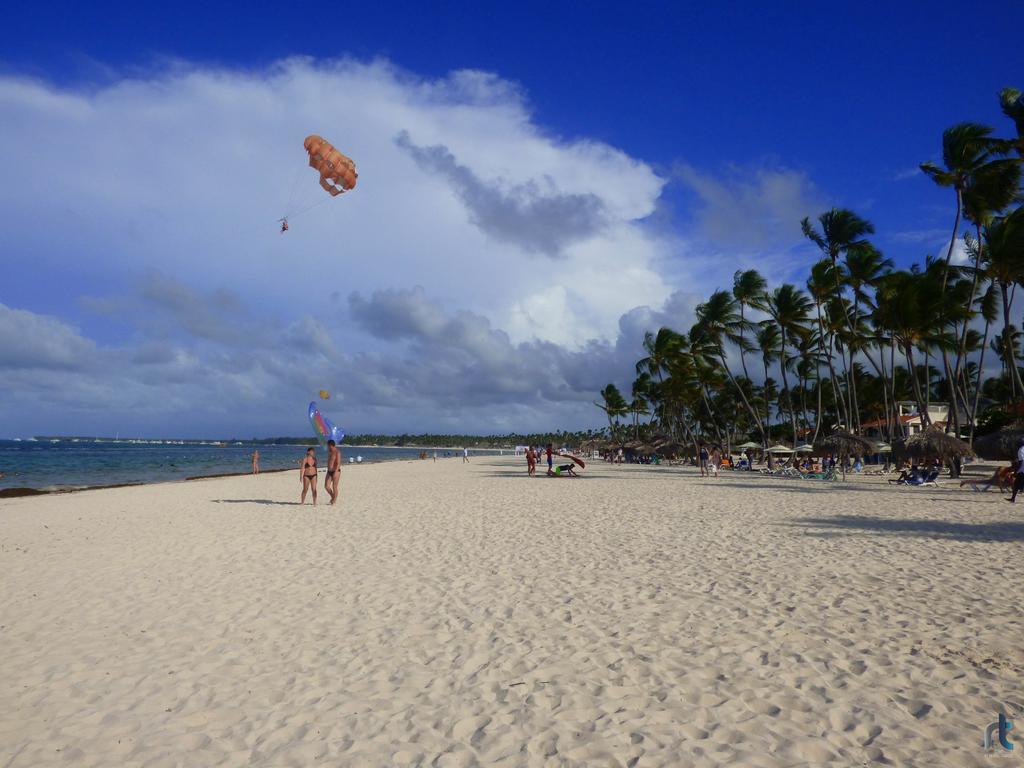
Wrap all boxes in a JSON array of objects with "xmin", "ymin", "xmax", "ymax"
[{"xmin": 1, "ymin": 2, "xmax": 1022, "ymax": 437}]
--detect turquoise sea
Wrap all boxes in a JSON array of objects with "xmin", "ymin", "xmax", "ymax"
[{"xmin": 0, "ymin": 439, "xmax": 502, "ymax": 492}]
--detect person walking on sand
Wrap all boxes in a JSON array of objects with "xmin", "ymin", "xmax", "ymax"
[
  {"xmin": 1008, "ymin": 439, "xmax": 1024, "ymax": 503},
  {"xmin": 546, "ymin": 443, "xmax": 554, "ymax": 475},
  {"xmin": 710, "ymin": 447, "xmax": 721, "ymax": 478},
  {"xmin": 699, "ymin": 445, "xmax": 709, "ymax": 477},
  {"xmin": 300, "ymin": 447, "xmax": 318, "ymax": 506},
  {"xmin": 526, "ymin": 446, "xmax": 537, "ymax": 476},
  {"xmin": 325, "ymin": 439, "xmax": 341, "ymax": 505},
  {"xmin": 251, "ymin": 448, "xmax": 260, "ymax": 476},
  {"xmin": 463, "ymin": 446, "xmax": 470, "ymax": 463}
]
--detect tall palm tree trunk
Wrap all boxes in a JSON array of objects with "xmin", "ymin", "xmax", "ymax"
[
  {"xmin": 815, "ymin": 302, "xmax": 849, "ymax": 429},
  {"xmin": 717, "ymin": 353, "xmax": 766, "ymax": 442},
  {"xmin": 969, "ymin": 318, "xmax": 992, "ymax": 444},
  {"xmin": 904, "ymin": 343, "xmax": 931, "ymax": 426},
  {"xmin": 1000, "ymin": 282, "xmax": 1024, "ymax": 399},
  {"xmin": 811, "ymin": 358, "xmax": 825, "ymax": 444},
  {"xmin": 940, "ymin": 189, "xmax": 962, "ymax": 292},
  {"xmin": 779, "ymin": 330, "xmax": 799, "ymax": 443},
  {"xmin": 940, "ymin": 351, "xmax": 960, "ymax": 435},
  {"xmin": 890, "ymin": 339, "xmax": 903, "ymax": 438},
  {"xmin": 879, "ymin": 344, "xmax": 892, "ymax": 442},
  {"xmin": 951, "ymin": 222, "xmax": 986, "ymax": 414},
  {"xmin": 762, "ymin": 360, "xmax": 772, "ymax": 446}
]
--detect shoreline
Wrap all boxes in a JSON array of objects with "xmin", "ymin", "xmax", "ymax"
[
  {"xmin": 0, "ymin": 460, "xmax": 405, "ymax": 498},
  {"xmin": 0, "ymin": 445, "xmax": 506, "ymax": 497}
]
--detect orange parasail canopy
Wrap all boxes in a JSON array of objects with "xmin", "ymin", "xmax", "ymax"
[{"xmin": 303, "ymin": 135, "xmax": 357, "ymax": 196}]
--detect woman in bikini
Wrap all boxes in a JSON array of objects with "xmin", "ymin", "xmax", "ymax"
[{"xmin": 300, "ymin": 446, "xmax": 318, "ymax": 505}]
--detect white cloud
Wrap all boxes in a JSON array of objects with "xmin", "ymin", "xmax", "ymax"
[
  {"xmin": 0, "ymin": 58, "xmax": 754, "ymax": 436},
  {"xmin": 893, "ymin": 167, "xmax": 922, "ymax": 181},
  {"xmin": 947, "ymin": 236, "xmax": 971, "ymax": 266},
  {"xmin": 890, "ymin": 228, "xmax": 950, "ymax": 244},
  {"xmin": 0, "ymin": 303, "xmax": 96, "ymax": 369},
  {"xmin": 0, "ymin": 58, "xmax": 677, "ymax": 343}
]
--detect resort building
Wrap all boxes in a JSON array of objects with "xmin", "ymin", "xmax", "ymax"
[{"xmin": 860, "ymin": 401, "xmax": 971, "ymax": 439}]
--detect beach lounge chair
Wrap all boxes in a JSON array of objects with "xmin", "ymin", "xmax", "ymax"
[
  {"xmin": 800, "ymin": 469, "xmax": 837, "ymax": 480},
  {"xmin": 891, "ymin": 469, "xmax": 939, "ymax": 487}
]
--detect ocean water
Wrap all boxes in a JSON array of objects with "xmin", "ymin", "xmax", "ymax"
[{"xmin": 0, "ymin": 440, "xmax": 502, "ymax": 491}]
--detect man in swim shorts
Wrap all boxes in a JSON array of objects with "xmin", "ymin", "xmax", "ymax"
[
  {"xmin": 546, "ymin": 443, "xmax": 554, "ymax": 475},
  {"xmin": 325, "ymin": 439, "xmax": 341, "ymax": 505}
]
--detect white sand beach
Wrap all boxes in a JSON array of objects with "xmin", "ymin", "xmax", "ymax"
[{"xmin": 2, "ymin": 456, "xmax": 1022, "ymax": 767}]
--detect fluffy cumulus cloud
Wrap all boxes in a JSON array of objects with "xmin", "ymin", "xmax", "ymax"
[
  {"xmin": 394, "ymin": 132, "xmax": 608, "ymax": 257},
  {"xmin": 0, "ymin": 58, "xmax": 773, "ymax": 437}
]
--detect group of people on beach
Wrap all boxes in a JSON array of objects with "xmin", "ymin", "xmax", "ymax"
[
  {"xmin": 698, "ymin": 445, "xmax": 722, "ymax": 477},
  {"xmin": 524, "ymin": 444, "xmax": 579, "ymax": 477}
]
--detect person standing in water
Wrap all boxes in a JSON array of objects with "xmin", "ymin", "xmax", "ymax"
[
  {"xmin": 325, "ymin": 439, "xmax": 341, "ymax": 505},
  {"xmin": 300, "ymin": 447, "xmax": 318, "ymax": 506},
  {"xmin": 251, "ymin": 448, "xmax": 260, "ymax": 476}
]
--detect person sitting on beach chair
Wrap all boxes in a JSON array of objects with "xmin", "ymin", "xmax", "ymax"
[
  {"xmin": 892, "ymin": 468, "xmax": 939, "ymax": 487},
  {"xmin": 959, "ymin": 465, "xmax": 1014, "ymax": 493},
  {"xmin": 889, "ymin": 466, "xmax": 922, "ymax": 485}
]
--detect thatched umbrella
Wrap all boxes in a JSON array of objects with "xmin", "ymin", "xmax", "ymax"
[
  {"xmin": 624, "ymin": 440, "xmax": 657, "ymax": 456},
  {"xmin": 736, "ymin": 441, "xmax": 761, "ymax": 450},
  {"xmin": 974, "ymin": 426, "xmax": 1024, "ymax": 462},
  {"xmin": 653, "ymin": 440, "xmax": 687, "ymax": 458},
  {"xmin": 896, "ymin": 426, "xmax": 974, "ymax": 473},
  {"xmin": 814, "ymin": 431, "xmax": 874, "ymax": 479}
]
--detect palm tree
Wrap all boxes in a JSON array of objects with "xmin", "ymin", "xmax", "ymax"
[
  {"xmin": 982, "ymin": 206, "xmax": 1024, "ymax": 399},
  {"xmin": 801, "ymin": 209, "xmax": 875, "ymax": 275},
  {"xmin": 756, "ymin": 323, "xmax": 780, "ymax": 442},
  {"xmin": 595, "ymin": 384, "xmax": 629, "ymax": 442},
  {"xmin": 687, "ymin": 328, "xmax": 729, "ymax": 444},
  {"xmin": 732, "ymin": 269, "xmax": 768, "ymax": 382},
  {"xmin": 636, "ymin": 328, "xmax": 682, "ymax": 384},
  {"xmin": 692, "ymin": 288, "xmax": 767, "ymax": 442},
  {"xmin": 765, "ymin": 284, "xmax": 812, "ymax": 444},
  {"xmin": 629, "ymin": 374, "xmax": 652, "ymax": 438},
  {"xmin": 802, "ymin": 208, "xmax": 881, "ymax": 431},
  {"xmin": 946, "ymin": 119, "xmax": 1023, "ymax": 421},
  {"xmin": 660, "ymin": 350, "xmax": 703, "ymax": 452},
  {"xmin": 920, "ymin": 123, "xmax": 1004, "ymax": 289},
  {"xmin": 874, "ymin": 266, "xmax": 954, "ymax": 426},
  {"xmin": 807, "ymin": 258, "xmax": 849, "ymax": 430},
  {"xmin": 1000, "ymin": 87, "xmax": 1024, "ymax": 147}
]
